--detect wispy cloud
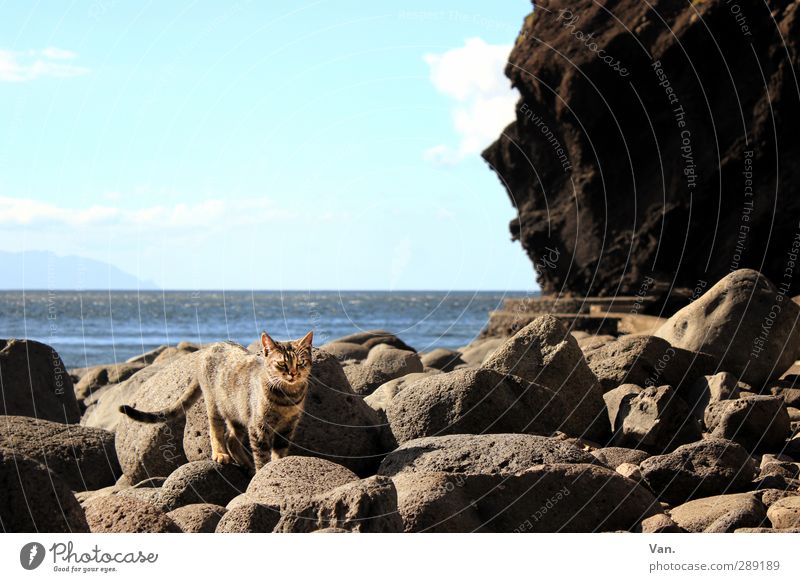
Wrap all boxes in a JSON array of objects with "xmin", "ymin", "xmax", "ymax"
[
  {"xmin": 424, "ymin": 38, "xmax": 518, "ymax": 165},
  {"xmin": 0, "ymin": 47, "xmax": 89, "ymax": 82},
  {"xmin": 0, "ymin": 196, "xmax": 292, "ymax": 229}
]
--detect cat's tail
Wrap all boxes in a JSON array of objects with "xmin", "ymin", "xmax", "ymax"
[{"xmin": 119, "ymin": 379, "xmax": 201, "ymax": 423}]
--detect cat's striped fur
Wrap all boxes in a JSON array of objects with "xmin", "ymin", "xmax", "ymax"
[{"xmin": 120, "ymin": 331, "xmax": 313, "ymax": 470}]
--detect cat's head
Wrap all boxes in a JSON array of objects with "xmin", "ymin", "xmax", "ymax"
[{"xmin": 260, "ymin": 331, "xmax": 313, "ymax": 387}]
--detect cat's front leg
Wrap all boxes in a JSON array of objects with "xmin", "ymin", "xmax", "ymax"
[{"xmin": 248, "ymin": 425, "xmax": 272, "ymax": 471}]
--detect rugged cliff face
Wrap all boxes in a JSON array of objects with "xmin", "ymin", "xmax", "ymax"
[{"xmin": 484, "ymin": 0, "xmax": 800, "ymax": 298}]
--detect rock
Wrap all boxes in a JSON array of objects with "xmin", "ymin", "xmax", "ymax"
[
  {"xmin": 0, "ymin": 415, "xmax": 121, "ymax": 491},
  {"xmin": 768, "ymin": 382, "xmax": 800, "ymax": 408},
  {"xmin": 115, "ymin": 351, "xmax": 203, "ymax": 482},
  {"xmin": 326, "ymin": 330, "xmax": 416, "ymax": 352},
  {"xmin": 73, "ymin": 362, "xmax": 146, "ymax": 405},
  {"xmin": 0, "ymin": 339, "xmax": 80, "ymax": 423},
  {"xmin": 603, "ymin": 384, "xmax": 642, "ymax": 433},
  {"xmin": 616, "ymin": 463, "xmax": 642, "ymax": 482},
  {"xmin": 152, "ymin": 344, "xmax": 200, "ymax": 365},
  {"xmin": 609, "ymin": 385, "xmax": 702, "ymax": 453},
  {"xmin": 287, "ymin": 349, "xmax": 389, "ymax": 476},
  {"xmin": 378, "ymin": 434, "xmax": 598, "ymax": 477},
  {"xmin": 319, "ymin": 342, "xmax": 369, "ymax": 362},
  {"xmin": 640, "ymin": 438, "xmax": 757, "ymax": 505},
  {"xmin": 591, "ymin": 447, "xmax": 651, "ymax": 470},
  {"xmin": 704, "ymin": 395, "xmax": 791, "ymax": 451},
  {"xmin": 126, "ymin": 345, "xmax": 169, "ymax": 365},
  {"xmin": 386, "ymin": 368, "xmax": 565, "ymax": 444},
  {"xmin": 83, "ymin": 495, "xmax": 180, "ymax": 533},
  {"xmin": 245, "ymin": 456, "xmax": 400, "ymax": 532},
  {"xmin": 364, "ymin": 372, "xmax": 434, "ymax": 418},
  {"xmin": 343, "ymin": 344, "xmax": 424, "ymax": 396},
  {"xmin": 669, "ymin": 493, "xmax": 767, "ymax": 533},
  {"xmin": 215, "ymin": 503, "xmax": 280, "ymax": 533},
  {"xmin": 577, "ymin": 334, "xmax": 616, "ymax": 354},
  {"xmin": 483, "ymin": 0, "xmax": 800, "ymax": 298},
  {"xmin": 684, "ymin": 372, "xmax": 741, "ymax": 420},
  {"xmin": 420, "ymin": 348, "xmax": 466, "ymax": 372},
  {"xmin": 313, "ymin": 527, "xmax": 350, "ymax": 533},
  {"xmin": 458, "ymin": 338, "xmax": 503, "ymax": 367},
  {"xmin": 273, "ymin": 475, "xmax": 403, "ymax": 533},
  {"xmin": 246, "ymin": 456, "xmax": 359, "ymax": 504},
  {"xmin": 586, "ymin": 335, "xmax": 716, "ymax": 393},
  {"xmin": 0, "ymin": 447, "xmax": 89, "ymax": 532},
  {"xmin": 656, "ymin": 270, "xmax": 800, "ymax": 387},
  {"xmin": 735, "ymin": 527, "xmax": 800, "ymax": 533},
  {"xmin": 766, "ymin": 496, "xmax": 800, "ymax": 529},
  {"xmin": 117, "ymin": 347, "xmax": 387, "ymax": 481},
  {"xmin": 81, "ymin": 364, "xmax": 164, "ymax": 432},
  {"xmin": 167, "ymin": 503, "xmax": 227, "ymax": 533},
  {"xmin": 394, "ymin": 463, "xmax": 659, "ymax": 532},
  {"xmin": 640, "ymin": 514, "xmax": 683, "ymax": 533},
  {"xmin": 482, "ymin": 315, "xmax": 608, "ymax": 440},
  {"xmin": 159, "ymin": 460, "xmax": 251, "ymax": 511}
]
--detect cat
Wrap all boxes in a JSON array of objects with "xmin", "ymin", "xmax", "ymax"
[{"xmin": 119, "ymin": 331, "xmax": 313, "ymax": 471}]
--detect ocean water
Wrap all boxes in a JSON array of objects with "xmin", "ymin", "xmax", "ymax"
[{"xmin": 0, "ymin": 291, "xmax": 532, "ymax": 369}]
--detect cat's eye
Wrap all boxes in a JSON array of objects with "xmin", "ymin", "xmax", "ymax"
[{"xmin": 276, "ymin": 362, "xmax": 288, "ymax": 371}]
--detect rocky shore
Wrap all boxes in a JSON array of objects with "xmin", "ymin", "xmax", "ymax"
[{"xmin": 2, "ymin": 268, "xmax": 800, "ymax": 533}]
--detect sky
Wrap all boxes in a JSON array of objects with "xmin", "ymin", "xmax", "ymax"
[{"xmin": 0, "ymin": 0, "xmax": 537, "ymax": 291}]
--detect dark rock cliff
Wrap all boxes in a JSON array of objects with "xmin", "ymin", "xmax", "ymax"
[{"xmin": 484, "ymin": 0, "xmax": 800, "ymax": 298}]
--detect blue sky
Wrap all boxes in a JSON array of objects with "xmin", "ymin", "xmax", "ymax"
[{"xmin": 0, "ymin": 0, "xmax": 537, "ymax": 291}]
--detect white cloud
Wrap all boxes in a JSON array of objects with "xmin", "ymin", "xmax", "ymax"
[
  {"xmin": 424, "ymin": 38, "xmax": 518, "ymax": 165},
  {"xmin": 0, "ymin": 196, "xmax": 292, "ymax": 229},
  {"xmin": 0, "ymin": 47, "xmax": 89, "ymax": 82}
]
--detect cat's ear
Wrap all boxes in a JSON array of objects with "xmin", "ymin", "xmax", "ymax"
[
  {"xmin": 261, "ymin": 332, "xmax": 278, "ymax": 354},
  {"xmin": 296, "ymin": 330, "xmax": 313, "ymax": 349}
]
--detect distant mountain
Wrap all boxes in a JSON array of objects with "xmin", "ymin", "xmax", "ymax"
[{"xmin": 0, "ymin": 251, "xmax": 158, "ymax": 290}]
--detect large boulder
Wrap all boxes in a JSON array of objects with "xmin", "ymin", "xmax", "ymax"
[
  {"xmin": 363, "ymin": 372, "xmax": 435, "ymax": 419},
  {"xmin": 704, "ymin": 395, "xmax": 791, "ymax": 452},
  {"xmin": 586, "ymin": 335, "xmax": 716, "ymax": 393},
  {"xmin": 482, "ymin": 315, "xmax": 608, "ymax": 440},
  {"xmin": 385, "ymin": 368, "xmax": 565, "ymax": 444},
  {"xmin": 159, "ymin": 460, "xmax": 251, "ymax": 511},
  {"xmin": 458, "ymin": 338, "xmax": 503, "ymax": 367},
  {"xmin": 245, "ymin": 456, "xmax": 401, "ymax": 532},
  {"xmin": 669, "ymin": 492, "xmax": 767, "ymax": 533},
  {"xmin": 393, "ymin": 463, "xmax": 660, "ymax": 532},
  {"xmin": 325, "ymin": 330, "xmax": 416, "ymax": 352},
  {"xmin": 379, "ymin": 433, "xmax": 598, "ymax": 477},
  {"xmin": 115, "ymin": 351, "xmax": 203, "ymax": 482},
  {"xmin": 72, "ymin": 362, "xmax": 146, "ymax": 406},
  {"xmin": 215, "ymin": 502, "xmax": 280, "ymax": 533},
  {"xmin": 343, "ymin": 344, "xmax": 424, "ymax": 396},
  {"xmin": 483, "ymin": 1, "xmax": 800, "ymax": 299},
  {"xmin": 640, "ymin": 438, "xmax": 757, "ymax": 504},
  {"xmin": 420, "ymin": 348, "xmax": 466, "ymax": 372},
  {"xmin": 0, "ymin": 447, "xmax": 89, "ymax": 532},
  {"xmin": 607, "ymin": 385, "xmax": 702, "ymax": 453},
  {"xmin": 167, "ymin": 503, "xmax": 227, "ymax": 533},
  {"xmin": 767, "ymin": 496, "xmax": 800, "ymax": 530},
  {"xmin": 655, "ymin": 270, "xmax": 800, "ymax": 387},
  {"xmin": 0, "ymin": 339, "xmax": 80, "ymax": 423},
  {"xmin": 83, "ymin": 495, "xmax": 180, "ymax": 533},
  {"xmin": 82, "ymin": 364, "xmax": 165, "ymax": 432},
  {"xmin": 319, "ymin": 342, "xmax": 369, "ymax": 362},
  {"xmin": 0, "ymin": 415, "xmax": 120, "ymax": 491}
]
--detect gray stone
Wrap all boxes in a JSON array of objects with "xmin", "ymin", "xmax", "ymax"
[
  {"xmin": 393, "ymin": 463, "xmax": 660, "ymax": 532},
  {"xmin": 0, "ymin": 339, "xmax": 80, "ymax": 423},
  {"xmin": 458, "ymin": 338, "xmax": 503, "ymax": 367},
  {"xmin": 591, "ymin": 447, "xmax": 651, "ymax": 470},
  {"xmin": 0, "ymin": 447, "xmax": 89, "ymax": 532},
  {"xmin": 379, "ymin": 433, "xmax": 598, "ymax": 477},
  {"xmin": 319, "ymin": 342, "xmax": 369, "ymax": 362},
  {"xmin": 0, "ymin": 415, "xmax": 120, "ymax": 491},
  {"xmin": 326, "ymin": 330, "xmax": 416, "ymax": 352},
  {"xmin": 640, "ymin": 438, "xmax": 757, "ymax": 504},
  {"xmin": 684, "ymin": 371, "xmax": 741, "ymax": 421},
  {"xmin": 482, "ymin": 315, "xmax": 608, "ymax": 440},
  {"xmin": 669, "ymin": 492, "xmax": 767, "ymax": 533},
  {"xmin": 215, "ymin": 503, "xmax": 280, "ymax": 533},
  {"xmin": 343, "ymin": 344, "xmax": 424, "ymax": 396},
  {"xmin": 420, "ymin": 348, "xmax": 466, "ymax": 372},
  {"xmin": 167, "ymin": 503, "xmax": 227, "ymax": 533},
  {"xmin": 83, "ymin": 495, "xmax": 180, "ymax": 533},
  {"xmin": 655, "ymin": 269, "xmax": 800, "ymax": 387},
  {"xmin": 766, "ymin": 496, "xmax": 800, "ymax": 529},
  {"xmin": 73, "ymin": 362, "xmax": 146, "ymax": 405},
  {"xmin": 704, "ymin": 395, "xmax": 791, "ymax": 451},
  {"xmin": 160, "ymin": 460, "xmax": 251, "ymax": 510}
]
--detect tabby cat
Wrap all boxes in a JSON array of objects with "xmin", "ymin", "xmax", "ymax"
[{"xmin": 120, "ymin": 331, "xmax": 313, "ymax": 470}]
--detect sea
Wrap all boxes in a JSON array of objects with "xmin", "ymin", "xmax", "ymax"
[{"xmin": 0, "ymin": 291, "xmax": 533, "ymax": 369}]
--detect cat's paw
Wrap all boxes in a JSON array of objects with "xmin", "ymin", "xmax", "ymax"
[{"xmin": 212, "ymin": 452, "xmax": 233, "ymax": 464}]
